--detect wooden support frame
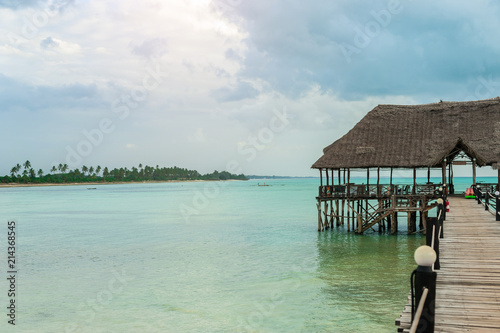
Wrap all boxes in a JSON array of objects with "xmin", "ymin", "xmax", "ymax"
[{"xmin": 315, "ymin": 167, "xmax": 443, "ymax": 234}]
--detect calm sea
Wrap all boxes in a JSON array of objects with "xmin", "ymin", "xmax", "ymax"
[{"xmin": 0, "ymin": 177, "xmax": 491, "ymax": 332}]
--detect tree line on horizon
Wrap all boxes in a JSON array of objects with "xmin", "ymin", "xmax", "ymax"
[{"xmin": 1, "ymin": 161, "xmax": 248, "ymax": 184}]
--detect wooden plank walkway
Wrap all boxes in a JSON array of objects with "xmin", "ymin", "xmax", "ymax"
[{"xmin": 396, "ymin": 196, "xmax": 500, "ymax": 332}]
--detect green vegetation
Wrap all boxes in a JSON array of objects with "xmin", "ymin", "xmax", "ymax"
[{"xmin": 1, "ymin": 160, "xmax": 248, "ymax": 184}]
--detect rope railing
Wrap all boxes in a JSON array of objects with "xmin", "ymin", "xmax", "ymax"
[{"xmin": 410, "ymin": 287, "xmax": 430, "ymax": 333}]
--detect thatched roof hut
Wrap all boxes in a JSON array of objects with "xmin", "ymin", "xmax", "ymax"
[{"xmin": 312, "ymin": 98, "xmax": 500, "ymax": 170}]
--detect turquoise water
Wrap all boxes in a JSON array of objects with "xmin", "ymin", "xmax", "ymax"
[{"xmin": 0, "ymin": 177, "xmax": 489, "ymax": 332}]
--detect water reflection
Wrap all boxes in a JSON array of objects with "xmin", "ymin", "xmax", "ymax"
[{"xmin": 315, "ymin": 229, "xmax": 423, "ymax": 330}]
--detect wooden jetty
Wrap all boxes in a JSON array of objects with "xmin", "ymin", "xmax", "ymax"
[
  {"xmin": 311, "ymin": 98, "xmax": 500, "ymax": 234},
  {"xmin": 396, "ymin": 196, "xmax": 500, "ymax": 332}
]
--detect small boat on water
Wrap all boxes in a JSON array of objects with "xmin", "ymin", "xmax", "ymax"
[{"xmin": 87, "ymin": 187, "xmax": 97, "ymax": 190}]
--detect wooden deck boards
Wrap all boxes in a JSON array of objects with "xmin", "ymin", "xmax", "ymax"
[{"xmin": 396, "ymin": 197, "xmax": 500, "ymax": 332}]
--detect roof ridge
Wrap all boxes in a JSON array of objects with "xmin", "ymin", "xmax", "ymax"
[{"xmin": 377, "ymin": 96, "xmax": 500, "ymax": 108}]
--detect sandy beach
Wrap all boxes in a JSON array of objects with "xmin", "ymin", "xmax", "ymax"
[{"xmin": 0, "ymin": 179, "xmax": 234, "ymax": 188}]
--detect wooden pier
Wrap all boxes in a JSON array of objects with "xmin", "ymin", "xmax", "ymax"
[
  {"xmin": 396, "ymin": 196, "xmax": 500, "ymax": 332},
  {"xmin": 315, "ymin": 182, "xmax": 442, "ymax": 234},
  {"xmin": 311, "ymin": 98, "xmax": 500, "ymax": 235}
]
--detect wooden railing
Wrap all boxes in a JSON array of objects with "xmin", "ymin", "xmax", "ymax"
[
  {"xmin": 410, "ymin": 287, "xmax": 429, "ymax": 333},
  {"xmin": 473, "ymin": 184, "xmax": 500, "ymax": 221},
  {"xmin": 317, "ymin": 183, "xmax": 443, "ymax": 199}
]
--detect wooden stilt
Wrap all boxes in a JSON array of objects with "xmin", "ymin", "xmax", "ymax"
[
  {"xmin": 326, "ymin": 168, "xmax": 329, "ymax": 188},
  {"xmin": 347, "ymin": 200, "xmax": 351, "ymax": 232},
  {"xmin": 442, "ymin": 160, "xmax": 447, "ymax": 186},
  {"xmin": 335, "ymin": 199, "xmax": 340, "ymax": 226},
  {"xmin": 378, "ymin": 198, "xmax": 382, "ymax": 233},
  {"xmin": 377, "ymin": 167, "xmax": 380, "ymax": 189},
  {"xmin": 317, "ymin": 202, "xmax": 322, "ymax": 231},
  {"xmin": 413, "ymin": 168, "xmax": 417, "ymax": 195},
  {"xmin": 324, "ymin": 201, "xmax": 328, "ymax": 230},
  {"xmin": 330, "ymin": 199, "xmax": 334, "ymax": 228},
  {"xmin": 472, "ymin": 159, "xmax": 477, "ymax": 185}
]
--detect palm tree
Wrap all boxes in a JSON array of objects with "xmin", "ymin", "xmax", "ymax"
[
  {"xmin": 58, "ymin": 163, "xmax": 63, "ymax": 173},
  {"xmin": 103, "ymin": 167, "xmax": 109, "ymax": 180},
  {"xmin": 89, "ymin": 166, "xmax": 94, "ymax": 177},
  {"xmin": 50, "ymin": 166, "xmax": 57, "ymax": 174},
  {"xmin": 82, "ymin": 165, "xmax": 88, "ymax": 176},
  {"xmin": 24, "ymin": 160, "xmax": 31, "ymax": 172},
  {"xmin": 37, "ymin": 169, "xmax": 43, "ymax": 178},
  {"xmin": 29, "ymin": 168, "xmax": 36, "ymax": 178},
  {"xmin": 96, "ymin": 165, "xmax": 102, "ymax": 177},
  {"xmin": 62, "ymin": 164, "xmax": 68, "ymax": 173},
  {"xmin": 10, "ymin": 167, "xmax": 17, "ymax": 178}
]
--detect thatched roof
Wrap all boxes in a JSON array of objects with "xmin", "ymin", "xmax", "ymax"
[{"xmin": 312, "ymin": 97, "xmax": 500, "ymax": 169}]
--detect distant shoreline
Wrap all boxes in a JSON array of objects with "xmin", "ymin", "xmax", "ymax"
[{"xmin": 0, "ymin": 179, "xmax": 242, "ymax": 188}]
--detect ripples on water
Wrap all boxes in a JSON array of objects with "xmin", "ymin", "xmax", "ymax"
[{"xmin": 1, "ymin": 177, "xmax": 475, "ymax": 332}]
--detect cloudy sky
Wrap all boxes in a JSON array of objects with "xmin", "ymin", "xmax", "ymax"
[{"xmin": 1, "ymin": 0, "xmax": 500, "ymax": 177}]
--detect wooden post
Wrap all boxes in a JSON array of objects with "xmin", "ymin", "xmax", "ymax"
[
  {"xmin": 324, "ymin": 201, "xmax": 329, "ymax": 230},
  {"xmin": 341, "ymin": 198, "xmax": 345, "ymax": 225},
  {"xmin": 335, "ymin": 199, "xmax": 340, "ymax": 226},
  {"xmin": 427, "ymin": 167, "xmax": 430, "ymax": 183},
  {"xmin": 472, "ymin": 159, "xmax": 477, "ymax": 185},
  {"xmin": 356, "ymin": 200, "xmax": 360, "ymax": 231},
  {"xmin": 485, "ymin": 191, "xmax": 489, "ymax": 211},
  {"xmin": 365, "ymin": 199, "xmax": 369, "ymax": 222},
  {"xmin": 407, "ymin": 212, "xmax": 412, "ymax": 234},
  {"xmin": 357, "ymin": 214, "xmax": 362, "ymax": 234},
  {"xmin": 497, "ymin": 168, "xmax": 500, "ymax": 221},
  {"xmin": 413, "ymin": 168, "xmax": 417, "ymax": 195},
  {"xmin": 367, "ymin": 168, "xmax": 370, "ymax": 187},
  {"xmin": 378, "ymin": 198, "xmax": 382, "ymax": 233},
  {"xmin": 449, "ymin": 161, "xmax": 454, "ymax": 194},
  {"xmin": 347, "ymin": 200, "xmax": 350, "ymax": 232},
  {"xmin": 330, "ymin": 199, "xmax": 334, "ymax": 228},
  {"xmin": 390, "ymin": 167, "xmax": 393, "ymax": 185},
  {"xmin": 442, "ymin": 160, "xmax": 447, "ymax": 186},
  {"xmin": 391, "ymin": 198, "xmax": 397, "ymax": 234},
  {"xmin": 326, "ymin": 168, "xmax": 329, "ymax": 188},
  {"xmin": 377, "ymin": 167, "xmax": 380, "ymax": 197},
  {"xmin": 448, "ymin": 161, "xmax": 451, "ymax": 187},
  {"xmin": 496, "ymin": 191, "xmax": 500, "ymax": 222},
  {"xmin": 317, "ymin": 202, "xmax": 322, "ymax": 231},
  {"xmin": 422, "ymin": 199, "xmax": 427, "ymax": 234},
  {"xmin": 320, "ymin": 169, "xmax": 323, "ymax": 187}
]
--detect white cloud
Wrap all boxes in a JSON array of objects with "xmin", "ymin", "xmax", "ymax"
[{"xmin": 2, "ymin": 0, "xmax": 500, "ymax": 176}]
